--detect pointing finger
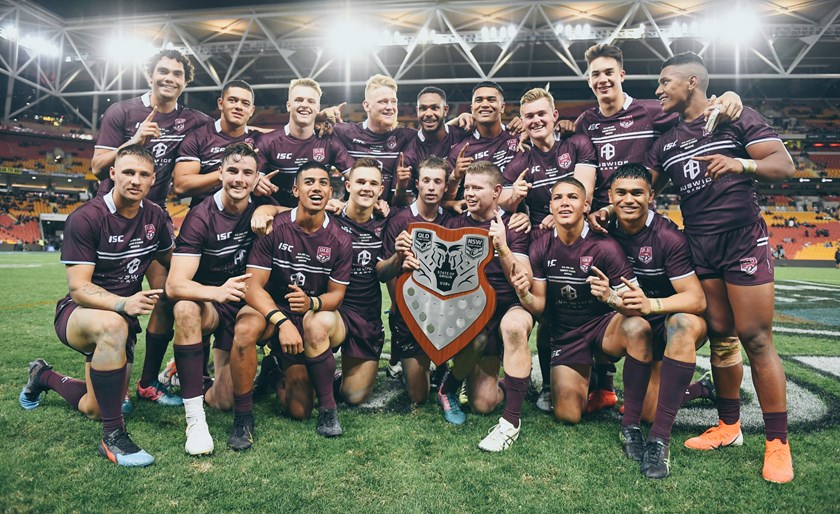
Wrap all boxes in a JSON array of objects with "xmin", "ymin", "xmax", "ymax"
[
  {"xmin": 458, "ymin": 143, "xmax": 469, "ymax": 159},
  {"xmin": 590, "ymin": 266, "xmax": 609, "ymax": 281},
  {"xmin": 692, "ymin": 155, "xmax": 712, "ymax": 161},
  {"xmin": 288, "ymin": 284, "xmax": 302, "ymax": 293},
  {"xmin": 264, "ymin": 170, "xmax": 281, "ymax": 180},
  {"xmin": 144, "ymin": 106, "xmax": 158, "ymax": 123},
  {"xmin": 517, "ymin": 169, "xmax": 528, "ymax": 182},
  {"xmin": 399, "ymin": 152, "xmax": 404, "ymax": 168},
  {"xmin": 620, "ymin": 276, "xmax": 640, "ymax": 290}
]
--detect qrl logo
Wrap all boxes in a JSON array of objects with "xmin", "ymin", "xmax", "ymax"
[
  {"xmin": 289, "ymin": 272, "xmax": 306, "ymax": 286},
  {"xmin": 683, "ymin": 159, "xmax": 701, "ymax": 180},
  {"xmin": 600, "ymin": 143, "xmax": 615, "ymax": 161}
]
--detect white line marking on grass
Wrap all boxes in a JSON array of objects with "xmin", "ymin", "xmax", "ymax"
[
  {"xmin": 792, "ymin": 357, "xmax": 840, "ymax": 379},
  {"xmin": 782, "ymin": 280, "xmax": 840, "ymax": 291},
  {"xmin": 774, "ymin": 326, "xmax": 840, "ymax": 337},
  {"xmin": 0, "ymin": 264, "xmax": 42, "ymax": 268}
]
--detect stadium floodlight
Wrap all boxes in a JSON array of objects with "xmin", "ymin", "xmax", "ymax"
[
  {"xmin": 105, "ymin": 35, "xmax": 157, "ymax": 65},
  {"xmin": 1, "ymin": 23, "xmax": 19, "ymax": 40},
  {"xmin": 19, "ymin": 34, "xmax": 59, "ymax": 57},
  {"xmin": 325, "ymin": 16, "xmax": 377, "ymax": 59}
]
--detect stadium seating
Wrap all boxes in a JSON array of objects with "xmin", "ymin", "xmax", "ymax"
[{"xmin": 0, "ymin": 132, "xmax": 93, "ymax": 176}]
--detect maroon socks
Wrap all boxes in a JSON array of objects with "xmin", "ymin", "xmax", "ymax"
[
  {"xmin": 649, "ymin": 357, "xmax": 695, "ymax": 443},
  {"xmin": 501, "ymin": 374, "xmax": 529, "ymax": 427},
  {"xmin": 621, "ymin": 355, "xmax": 652, "ymax": 427},
  {"xmin": 764, "ymin": 411, "xmax": 788, "ymax": 443},
  {"xmin": 717, "ymin": 397, "xmax": 741, "ymax": 425},
  {"xmin": 40, "ymin": 369, "xmax": 87, "ymax": 410},
  {"xmin": 139, "ymin": 331, "xmax": 173, "ymax": 387},
  {"xmin": 174, "ymin": 342, "xmax": 204, "ymax": 400},
  {"xmin": 306, "ymin": 350, "xmax": 337, "ymax": 411},
  {"xmin": 90, "ymin": 365, "xmax": 127, "ymax": 434}
]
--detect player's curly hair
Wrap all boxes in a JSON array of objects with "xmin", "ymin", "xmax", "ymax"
[
  {"xmin": 222, "ymin": 142, "xmax": 259, "ymax": 166},
  {"xmin": 144, "ymin": 49, "xmax": 195, "ymax": 84}
]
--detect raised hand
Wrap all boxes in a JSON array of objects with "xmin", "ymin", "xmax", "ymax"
[
  {"xmin": 130, "ymin": 106, "xmax": 160, "ymax": 146},
  {"xmin": 452, "ymin": 143, "xmax": 472, "ymax": 183},
  {"xmin": 122, "ymin": 288, "xmax": 164, "ymax": 316},
  {"xmin": 216, "ymin": 273, "xmax": 251, "ymax": 304},
  {"xmin": 618, "ymin": 276, "xmax": 650, "ymax": 314},
  {"xmin": 510, "ymin": 261, "xmax": 530, "ymax": 297},
  {"xmin": 396, "ymin": 152, "xmax": 412, "ymax": 190},
  {"xmin": 254, "ymin": 169, "xmax": 280, "ymax": 197},
  {"xmin": 489, "ymin": 210, "xmax": 508, "ymax": 250},
  {"xmin": 512, "ymin": 169, "xmax": 532, "ymax": 202},
  {"xmin": 694, "ymin": 154, "xmax": 745, "ymax": 180},
  {"xmin": 586, "ymin": 266, "xmax": 612, "ymax": 303}
]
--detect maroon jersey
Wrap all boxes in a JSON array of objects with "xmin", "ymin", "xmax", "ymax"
[
  {"xmin": 380, "ymin": 202, "xmax": 452, "ymax": 261},
  {"xmin": 173, "ymin": 191, "xmax": 275, "ymax": 286},
  {"xmin": 175, "ymin": 119, "xmax": 259, "ymax": 207},
  {"xmin": 95, "ymin": 92, "xmax": 213, "ymax": 207},
  {"xmin": 445, "ymin": 209, "xmax": 528, "ymax": 307},
  {"xmin": 333, "ymin": 121, "xmax": 416, "ymax": 202},
  {"xmin": 334, "ymin": 209, "xmax": 388, "ymax": 320},
  {"xmin": 60, "ymin": 190, "xmax": 173, "ymax": 298},
  {"xmin": 402, "ymin": 125, "xmax": 470, "ymax": 171},
  {"xmin": 255, "ymin": 125, "xmax": 354, "ymax": 207},
  {"xmin": 576, "ymin": 95, "xmax": 677, "ymax": 210},
  {"xmin": 247, "ymin": 209, "xmax": 352, "ymax": 309},
  {"xmin": 530, "ymin": 225, "xmax": 634, "ymax": 329},
  {"xmin": 608, "ymin": 211, "xmax": 695, "ymax": 299},
  {"xmin": 646, "ymin": 107, "xmax": 780, "ymax": 236},
  {"xmin": 447, "ymin": 128, "xmax": 520, "ymax": 199},
  {"xmin": 504, "ymin": 134, "xmax": 597, "ymax": 224}
]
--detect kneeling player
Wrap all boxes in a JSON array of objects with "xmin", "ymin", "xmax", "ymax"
[
  {"xmin": 423, "ymin": 161, "xmax": 534, "ymax": 452},
  {"xmin": 606, "ymin": 163, "xmax": 707, "ymax": 478},
  {"xmin": 528, "ymin": 178, "xmax": 654, "ymax": 461},
  {"xmin": 20, "ymin": 145, "xmax": 172, "ymax": 466},
  {"xmin": 228, "ymin": 162, "xmax": 352, "ymax": 449},
  {"xmin": 166, "ymin": 143, "xmax": 270, "ymax": 455}
]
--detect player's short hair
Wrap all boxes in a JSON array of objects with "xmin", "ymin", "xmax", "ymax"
[
  {"xmin": 222, "ymin": 80, "xmax": 254, "ymax": 100},
  {"xmin": 289, "ymin": 78, "xmax": 323, "ymax": 99},
  {"xmin": 296, "ymin": 161, "xmax": 331, "ymax": 182},
  {"xmin": 584, "ymin": 44, "xmax": 623, "ymax": 68},
  {"xmin": 418, "ymin": 86, "xmax": 446, "ymax": 103},
  {"xmin": 145, "ymin": 49, "xmax": 195, "ymax": 84},
  {"xmin": 662, "ymin": 51, "xmax": 709, "ymax": 90},
  {"xmin": 347, "ymin": 157, "xmax": 382, "ymax": 179},
  {"xmin": 610, "ymin": 163, "xmax": 652, "ymax": 187},
  {"xmin": 465, "ymin": 160, "xmax": 503, "ymax": 187},
  {"xmin": 116, "ymin": 144, "xmax": 155, "ymax": 169},
  {"xmin": 472, "ymin": 81, "xmax": 504, "ymax": 99},
  {"xmin": 417, "ymin": 155, "xmax": 451, "ymax": 182},
  {"xmin": 520, "ymin": 87, "xmax": 555, "ymax": 107},
  {"xmin": 365, "ymin": 74, "xmax": 398, "ymax": 97},
  {"xmin": 551, "ymin": 176, "xmax": 587, "ymax": 196},
  {"xmin": 222, "ymin": 142, "xmax": 259, "ymax": 167}
]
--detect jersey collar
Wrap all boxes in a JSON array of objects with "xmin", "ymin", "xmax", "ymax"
[
  {"xmin": 472, "ymin": 123, "xmax": 506, "ymax": 139},
  {"xmin": 212, "ymin": 190, "xmax": 251, "ymax": 211},
  {"xmin": 104, "ymin": 189, "xmax": 142, "ymax": 213},
  {"xmin": 410, "ymin": 201, "xmax": 443, "ymax": 216},
  {"xmin": 141, "ymin": 91, "xmax": 179, "ymax": 110},
  {"xmin": 622, "ymin": 93, "xmax": 634, "ymax": 111},
  {"xmin": 290, "ymin": 207, "xmax": 330, "ymax": 228},
  {"xmin": 417, "ymin": 124, "xmax": 449, "ymax": 142}
]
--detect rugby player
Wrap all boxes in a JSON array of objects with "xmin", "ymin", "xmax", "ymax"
[
  {"xmin": 579, "ymin": 43, "xmax": 741, "ymax": 413},
  {"xmin": 91, "ymin": 49, "xmax": 212, "ymax": 409},
  {"xmin": 20, "ymin": 145, "xmax": 172, "ymax": 467},
  {"xmin": 173, "ymin": 80, "xmax": 276, "ymax": 207},
  {"xmin": 166, "ymin": 143, "xmax": 271, "ymax": 455},
  {"xmin": 420, "ymin": 161, "xmax": 534, "ymax": 452},
  {"xmin": 527, "ymin": 177, "xmax": 654, "ymax": 464},
  {"xmin": 229, "ymin": 162, "xmax": 352, "ymax": 448},
  {"xmin": 645, "ymin": 52, "xmax": 795, "ymax": 483},
  {"xmin": 377, "ymin": 156, "xmax": 452, "ymax": 403},
  {"xmin": 606, "ymin": 163, "xmax": 708, "ymax": 479},
  {"xmin": 256, "ymin": 78, "xmax": 354, "ymax": 207},
  {"xmin": 332, "ymin": 74, "xmax": 416, "ymax": 205}
]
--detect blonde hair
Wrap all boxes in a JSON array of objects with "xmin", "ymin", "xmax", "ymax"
[
  {"xmin": 289, "ymin": 78, "xmax": 322, "ymax": 99},
  {"xmin": 520, "ymin": 87, "xmax": 555, "ymax": 107},
  {"xmin": 365, "ymin": 74, "xmax": 397, "ymax": 99}
]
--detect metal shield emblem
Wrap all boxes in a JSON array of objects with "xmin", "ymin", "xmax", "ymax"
[{"xmin": 396, "ymin": 222, "xmax": 496, "ymax": 366}]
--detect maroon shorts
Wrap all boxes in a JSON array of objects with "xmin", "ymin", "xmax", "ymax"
[
  {"xmin": 54, "ymin": 297, "xmax": 141, "ymax": 363},
  {"xmin": 549, "ymin": 311, "xmax": 617, "ymax": 367},
  {"xmin": 266, "ymin": 309, "xmax": 307, "ymax": 367},
  {"xmin": 481, "ymin": 302, "xmax": 522, "ymax": 357},
  {"xmin": 389, "ymin": 311, "xmax": 425, "ymax": 361},
  {"xmin": 338, "ymin": 307, "xmax": 385, "ymax": 361},
  {"xmin": 210, "ymin": 301, "xmax": 243, "ymax": 352},
  {"xmin": 648, "ymin": 314, "xmax": 669, "ymax": 362},
  {"xmin": 687, "ymin": 219, "xmax": 773, "ymax": 286}
]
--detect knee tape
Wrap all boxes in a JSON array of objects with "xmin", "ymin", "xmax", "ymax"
[{"xmin": 710, "ymin": 336, "xmax": 742, "ymax": 368}]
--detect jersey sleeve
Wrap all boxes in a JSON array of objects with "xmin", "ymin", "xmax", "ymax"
[
  {"xmin": 328, "ymin": 135, "xmax": 355, "ymax": 171},
  {"xmin": 155, "ymin": 208, "xmax": 174, "ymax": 253},
  {"xmin": 247, "ymin": 231, "xmax": 275, "ymax": 270},
  {"xmin": 95, "ymin": 104, "xmax": 128, "ymax": 150},
  {"xmin": 503, "ymin": 152, "xmax": 530, "ymax": 186},
  {"xmin": 507, "ymin": 225, "xmax": 529, "ymax": 257},
  {"xmin": 379, "ymin": 211, "xmax": 406, "ymax": 261},
  {"xmin": 254, "ymin": 132, "xmax": 275, "ymax": 172},
  {"xmin": 176, "ymin": 130, "xmax": 202, "ymax": 163},
  {"xmin": 600, "ymin": 238, "xmax": 635, "ymax": 288},
  {"xmin": 528, "ymin": 231, "xmax": 547, "ymax": 281},
  {"xmin": 173, "ymin": 209, "xmax": 207, "ymax": 256},
  {"xmin": 661, "ymin": 223, "xmax": 696, "ymax": 281},
  {"xmin": 642, "ymin": 100, "xmax": 679, "ymax": 134},
  {"xmin": 645, "ymin": 134, "xmax": 666, "ymax": 172},
  {"xmin": 570, "ymin": 134, "xmax": 597, "ymax": 166},
  {"xmin": 60, "ymin": 210, "xmax": 99, "ymax": 265},
  {"xmin": 737, "ymin": 108, "xmax": 781, "ymax": 147},
  {"xmin": 329, "ymin": 233, "xmax": 353, "ymax": 285}
]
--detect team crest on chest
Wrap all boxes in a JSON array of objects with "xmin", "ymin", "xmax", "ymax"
[
  {"xmin": 639, "ymin": 246, "xmax": 653, "ymax": 264},
  {"xmin": 740, "ymin": 257, "xmax": 758, "ymax": 275},
  {"xmin": 387, "ymin": 135, "xmax": 397, "ymax": 150},
  {"xmin": 558, "ymin": 152, "xmax": 572, "ymax": 169},
  {"xmin": 313, "ymin": 147, "xmax": 325, "ymax": 162},
  {"xmin": 507, "ymin": 138, "xmax": 518, "ymax": 152},
  {"xmin": 619, "ymin": 115, "xmax": 634, "ymax": 128},
  {"xmin": 144, "ymin": 224, "xmax": 156, "ymax": 241},
  {"xmin": 316, "ymin": 246, "xmax": 331, "ymax": 263},
  {"xmin": 580, "ymin": 256, "xmax": 593, "ymax": 273},
  {"xmin": 174, "ymin": 118, "xmax": 186, "ymax": 132}
]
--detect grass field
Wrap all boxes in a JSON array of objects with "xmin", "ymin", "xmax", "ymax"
[{"xmin": 1, "ymin": 252, "xmax": 839, "ymax": 513}]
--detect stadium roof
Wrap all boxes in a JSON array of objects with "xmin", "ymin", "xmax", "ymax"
[{"xmin": 2, "ymin": 0, "xmax": 839, "ymax": 129}]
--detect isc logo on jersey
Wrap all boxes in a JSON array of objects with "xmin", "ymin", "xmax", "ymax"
[{"xmin": 278, "ymin": 242, "xmax": 294, "ymax": 252}]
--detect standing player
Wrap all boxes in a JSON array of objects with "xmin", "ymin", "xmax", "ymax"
[
  {"xmin": 166, "ymin": 143, "xmax": 270, "ymax": 455},
  {"xmin": 20, "ymin": 145, "xmax": 172, "ymax": 466},
  {"xmin": 228, "ymin": 162, "xmax": 352, "ymax": 449},
  {"xmin": 526, "ymin": 178, "xmax": 655, "ymax": 465},
  {"xmin": 332, "ymin": 75, "xmax": 416, "ymax": 204},
  {"xmin": 646, "ymin": 52, "xmax": 795, "ymax": 483},
  {"xmin": 91, "ymin": 49, "xmax": 212, "ymax": 409},
  {"xmin": 377, "ymin": 156, "xmax": 452, "ymax": 403},
  {"xmin": 606, "ymin": 163, "xmax": 707, "ymax": 479},
  {"xmin": 446, "ymin": 82, "xmax": 521, "ymax": 201},
  {"xmin": 173, "ymin": 80, "xmax": 276, "ymax": 207},
  {"xmin": 418, "ymin": 161, "xmax": 534, "ymax": 452},
  {"xmin": 256, "ymin": 78, "xmax": 354, "ymax": 207},
  {"xmin": 579, "ymin": 44, "xmax": 741, "ymax": 412}
]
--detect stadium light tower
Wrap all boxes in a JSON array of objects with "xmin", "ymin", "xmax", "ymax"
[{"xmin": 105, "ymin": 35, "xmax": 157, "ymax": 66}]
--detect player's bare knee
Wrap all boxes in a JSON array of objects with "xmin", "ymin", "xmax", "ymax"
[
  {"xmin": 553, "ymin": 402, "xmax": 582, "ymax": 424},
  {"xmin": 621, "ymin": 316, "xmax": 651, "ymax": 343},
  {"xmin": 286, "ymin": 397, "xmax": 313, "ymax": 420},
  {"xmin": 709, "ymin": 336, "xmax": 743, "ymax": 368},
  {"xmin": 739, "ymin": 331, "xmax": 776, "ymax": 360},
  {"xmin": 342, "ymin": 385, "xmax": 372, "ymax": 406},
  {"xmin": 469, "ymin": 394, "xmax": 499, "ymax": 415}
]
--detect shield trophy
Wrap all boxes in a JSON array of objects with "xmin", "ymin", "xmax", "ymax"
[{"xmin": 395, "ymin": 222, "xmax": 496, "ymax": 366}]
